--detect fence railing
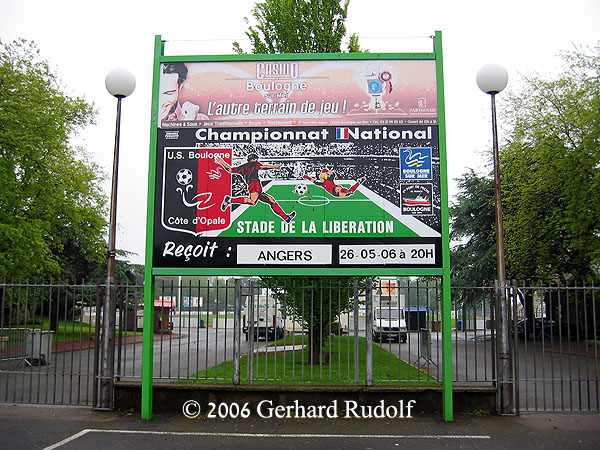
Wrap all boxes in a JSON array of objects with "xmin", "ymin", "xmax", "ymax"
[
  {"xmin": 1, "ymin": 279, "xmax": 599, "ymax": 413},
  {"xmin": 116, "ymin": 277, "xmax": 487, "ymax": 387},
  {"xmin": 506, "ymin": 281, "xmax": 600, "ymax": 412},
  {"xmin": 0, "ymin": 282, "xmax": 143, "ymax": 406}
]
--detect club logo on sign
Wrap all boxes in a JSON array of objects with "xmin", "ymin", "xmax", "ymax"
[
  {"xmin": 400, "ymin": 147, "xmax": 432, "ymax": 180},
  {"xmin": 401, "ymin": 184, "xmax": 433, "ymax": 216},
  {"xmin": 162, "ymin": 147, "xmax": 233, "ymax": 236}
]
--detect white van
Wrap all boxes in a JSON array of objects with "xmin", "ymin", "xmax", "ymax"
[
  {"xmin": 242, "ymin": 292, "xmax": 285, "ymax": 341},
  {"xmin": 373, "ymin": 307, "xmax": 407, "ymax": 343}
]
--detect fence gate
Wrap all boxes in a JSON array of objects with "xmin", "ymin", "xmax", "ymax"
[
  {"xmin": 511, "ymin": 283, "xmax": 600, "ymax": 413},
  {"xmin": 116, "ymin": 277, "xmax": 452, "ymax": 390},
  {"xmin": 0, "ymin": 283, "xmax": 141, "ymax": 407}
]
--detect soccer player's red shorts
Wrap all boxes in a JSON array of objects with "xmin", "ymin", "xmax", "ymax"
[{"xmin": 247, "ymin": 180, "xmax": 263, "ymax": 194}]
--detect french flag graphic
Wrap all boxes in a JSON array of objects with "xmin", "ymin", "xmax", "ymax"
[{"xmin": 336, "ymin": 127, "xmax": 350, "ymax": 140}]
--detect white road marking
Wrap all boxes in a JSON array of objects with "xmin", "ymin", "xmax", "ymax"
[
  {"xmin": 254, "ymin": 344, "xmax": 306, "ymax": 353},
  {"xmin": 43, "ymin": 428, "xmax": 491, "ymax": 448},
  {"xmin": 42, "ymin": 429, "xmax": 91, "ymax": 450}
]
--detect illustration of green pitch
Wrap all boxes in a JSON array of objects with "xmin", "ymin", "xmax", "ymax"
[{"xmin": 218, "ymin": 180, "xmax": 437, "ymax": 239}]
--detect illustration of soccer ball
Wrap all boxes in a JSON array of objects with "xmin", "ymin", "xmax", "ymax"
[
  {"xmin": 176, "ymin": 168, "xmax": 193, "ymax": 185},
  {"xmin": 294, "ymin": 184, "xmax": 307, "ymax": 196}
]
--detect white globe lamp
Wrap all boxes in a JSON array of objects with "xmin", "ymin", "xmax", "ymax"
[
  {"xmin": 476, "ymin": 63, "xmax": 508, "ymax": 95},
  {"xmin": 105, "ymin": 67, "xmax": 136, "ymax": 98}
]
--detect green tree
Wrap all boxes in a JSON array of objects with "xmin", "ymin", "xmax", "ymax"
[
  {"xmin": 450, "ymin": 47, "xmax": 600, "ymax": 284},
  {"xmin": 233, "ymin": 0, "xmax": 360, "ymax": 54},
  {"xmin": 449, "ymin": 47, "xmax": 600, "ymax": 336},
  {"xmin": 234, "ymin": 0, "xmax": 367, "ymax": 362},
  {"xmin": 0, "ymin": 39, "xmax": 107, "ymax": 282},
  {"xmin": 450, "ymin": 169, "xmax": 496, "ymax": 287},
  {"xmin": 263, "ymin": 277, "xmax": 369, "ymax": 363},
  {"xmin": 502, "ymin": 46, "xmax": 600, "ymax": 282}
]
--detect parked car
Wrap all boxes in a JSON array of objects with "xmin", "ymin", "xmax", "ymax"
[
  {"xmin": 243, "ymin": 316, "xmax": 285, "ymax": 341},
  {"xmin": 372, "ymin": 307, "xmax": 407, "ymax": 343},
  {"xmin": 515, "ymin": 318, "xmax": 558, "ymax": 340},
  {"xmin": 242, "ymin": 292, "xmax": 285, "ymax": 342}
]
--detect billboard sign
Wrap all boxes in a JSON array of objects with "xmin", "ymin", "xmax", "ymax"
[{"xmin": 151, "ymin": 58, "xmax": 445, "ymax": 270}]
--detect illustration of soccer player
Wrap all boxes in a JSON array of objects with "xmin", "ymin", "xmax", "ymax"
[
  {"xmin": 215, "ymin": 154, "xmax": 296, "ymax": 223},
  {"xmin": 303, "ymin": 168, "xmax": 366, "ymax": 198}
]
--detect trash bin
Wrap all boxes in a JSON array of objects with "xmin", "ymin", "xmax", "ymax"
[
  {"xmin": 419, "ymin": 328, "xmax": 432, "ymax": 360},
  {"xmin": 125, "ymin": 310, "xmax": 137, "ymax": 331},
  {"xmin": 26, "ymin": 329, "xmax": 54, "ymax": 366},
  {"xmin": 153, "ymin": 298, "xmax": 176, "ymax": 333}
]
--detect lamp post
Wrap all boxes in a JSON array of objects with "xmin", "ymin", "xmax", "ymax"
[
  {"xmin": 97, "ymin": 68, "xmax": 136, "ymax": 410},
  {"xmin": 476, "ymin": 63, "xmax": 514, "ymax": 415}
]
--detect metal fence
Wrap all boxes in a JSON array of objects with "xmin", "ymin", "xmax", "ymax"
[
  {"xmin": 1, "ymin": 279, "xmax": 599, "ymax": 413},
  {"xmin": 452, "ymin": 281, "xmax": 600, "ymax": 412},
  {"xmin": 0, "ymin": 282, "xmax": 143, "ymax": 406},
  {"xmin": 117, "ymin": 277, "xmax": 481, "ymax": 387},
  {"xmin": 508, "ymin": 281, "xmax": 600, "ymax": 412},
  {"xmin": 451, "ymin": 286, "xmax": 497, "ymax": 385}
]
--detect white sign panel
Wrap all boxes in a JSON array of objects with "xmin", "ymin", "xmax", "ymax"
[
  {"xmin": 237, "ymin": 244, "xmax": 332, "ymax": 265},
  {"xmin": 338, "ymin": 244, "xmax": 436, "ymax": 265}
]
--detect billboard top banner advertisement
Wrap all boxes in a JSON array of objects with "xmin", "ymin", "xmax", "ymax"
[
  {"xmin": 158, "ymin": 60, "xmax": 437, "ymax": 128},
  {"xmin": 147, "ymin": 49, "xmax": 449, "ymax": 274}
]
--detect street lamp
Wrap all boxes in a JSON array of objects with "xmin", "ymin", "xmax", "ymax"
[
  {"xmin": 476, "ymin": 63, "xmax": 514, "ymax": 415},
  {"xmin": 98, "ymin": 68, "xmax": 135, "ymax": 410}
]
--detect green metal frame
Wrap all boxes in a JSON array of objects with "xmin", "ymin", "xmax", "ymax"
[
  {"xmin": 161, "ymin": 52, "xmax": 435, "ymax": 62},
  {"xmin": 434, "ymin": 30, "xmax": 454, "ymax": 422},
  {"xmin": 141, "ymin": 35, "xmax": 163, "ymax": 420},
  {"xmin": 141, "ymin": 32, "xmax": 453, "ymax": 422},
  {"xmin": 152, "ymin": 267, "xmax": 445, "ymax": 276}
]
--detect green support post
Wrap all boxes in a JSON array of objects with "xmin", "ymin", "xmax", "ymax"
[
  {"xmin": 141, "ymin": 277, "xmax": 155, "ymax": 420},
  {"xmin": 141, "ymin": 35, "xmax": 164, "ymax": 421},
  {"xmin": 434, "ymin": 30, "xmax": 454, "ymax": 422}
]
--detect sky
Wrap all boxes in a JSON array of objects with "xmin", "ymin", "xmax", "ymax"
[{"xmin": 1, "ymin": 0, "xmax": 599, "ymax": 264}]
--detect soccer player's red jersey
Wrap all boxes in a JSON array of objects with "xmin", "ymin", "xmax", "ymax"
[
  {"xmin": 232, "ymin": 161, "xmax": 263, "ymax": 193},
  {"xmin": 318, "ymin": 171, "xmax": 339, "ymax": 196},
  {"xmin": 305, "ymin": 170, "xmax": 363, "ymax": 198},
  {"xmin": 227, "ymin": 159, "xmax": 293, "ymax": 222},
  {"xmin": 320, "ymin": 178, "xmax": 337, "ymax": 196},
  {"xmin": 232, "ymin": 160, "xmax": 262, "ymax": 182}
]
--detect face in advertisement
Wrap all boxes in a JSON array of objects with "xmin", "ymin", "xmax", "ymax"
[
  {"xmin": 160, "ymin": 63, "xmax": 207, "ymax": 122},
  {"xmin": 159, "ymin": 69, "xmax": 181, "ymax": 122},
  {"xmin": 160, "ymin": 63, "xmax": 209, "ymax": 123}
]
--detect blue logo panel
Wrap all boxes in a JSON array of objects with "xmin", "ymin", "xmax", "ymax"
[
  {"xmin": 367, "ymin": 79, "xmax": 383, "ymax": 94},
  {"xmin": 399, "ymin": 147, "xmax": 432, "ymax": 180}
]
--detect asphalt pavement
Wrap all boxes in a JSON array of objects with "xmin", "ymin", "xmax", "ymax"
[{"xmin": 0, "ymin": 405, "xmax": 599, "ymax": 450}]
